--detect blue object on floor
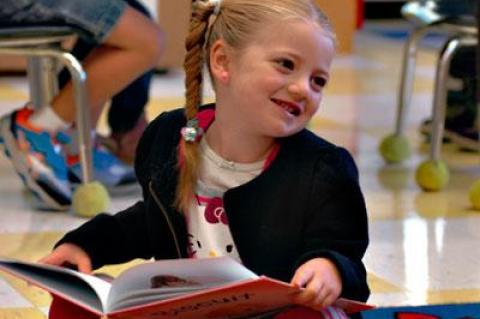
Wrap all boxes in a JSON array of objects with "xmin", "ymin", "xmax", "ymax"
[{"xmin": 354, "ymin": 303, "xmax": 480, "ymax": 319}]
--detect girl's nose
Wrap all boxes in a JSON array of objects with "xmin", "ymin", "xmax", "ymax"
[{"xmin": 287, "ymin": 77, "xmax": 310, "ymax": 100}]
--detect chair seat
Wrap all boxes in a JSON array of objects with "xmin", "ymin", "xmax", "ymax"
[{"xmin": 0, "ymin": 26, "xmax": 84, "ymax": 47}]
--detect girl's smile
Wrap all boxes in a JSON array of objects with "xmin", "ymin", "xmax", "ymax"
[{"xmin": 270, "ymin": 97, "xmax": 303, "ymax": 117}]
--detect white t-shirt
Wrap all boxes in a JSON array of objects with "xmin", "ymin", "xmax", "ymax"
[{"xmin": 186, "ymin": 138, "xmax": 263, "ymax": 263}]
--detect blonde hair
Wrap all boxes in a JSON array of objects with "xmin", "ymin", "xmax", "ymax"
[{"xmin": 176, "ymin": 0, "xmax": 335, "ymax": 211}]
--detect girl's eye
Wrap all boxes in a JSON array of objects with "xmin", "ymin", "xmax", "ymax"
[
  {"xmin": 277, "ymin": 58, "xmax": 295, "ymax": 70},
  {"xmin": 311, "ymin": 76, "xmax": 327, "ymax": 89}
]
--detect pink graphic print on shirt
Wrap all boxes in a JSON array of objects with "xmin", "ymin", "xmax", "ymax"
[
  {"xmin": 204, "ymin": 197, "xmax": 228, "ymax": 225},
  {"xmin": 188, "ymin": 196, "xmax": 236, "ymax": 259}
]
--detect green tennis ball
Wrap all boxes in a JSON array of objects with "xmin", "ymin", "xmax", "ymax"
[
  {"xmin": 379, "ymin": 134, "xmax": 411, "ymax": 164},
  {"xmin": 468, "ymin": 180, "xmax": 480, "ymax": 210},
  {"xmin": 72, "ymin": 182, "xmax": 110, "ymax": 218},
  {"xmin": 415, "ymin": 160, "xmax": 449, "ymax": 192}
]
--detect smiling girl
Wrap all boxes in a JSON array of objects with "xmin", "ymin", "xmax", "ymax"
[{"xmin": 42, "ymin": 0, "xmax": 370, "ymax": 315}]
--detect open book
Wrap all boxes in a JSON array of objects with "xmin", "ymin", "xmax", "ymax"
[{"xmin": 0, "ymin": 256, "xmax": 374, "ymax": 319}]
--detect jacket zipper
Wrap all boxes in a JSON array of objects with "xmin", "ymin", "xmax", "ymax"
[{"xmin": 148, "ymin": 181, "xmax": 182, "ymax": 258}]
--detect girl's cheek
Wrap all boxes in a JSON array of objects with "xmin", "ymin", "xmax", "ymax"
[{"xmin": 263, "ymin": 74, "xmax": 285, "ymax": 86}]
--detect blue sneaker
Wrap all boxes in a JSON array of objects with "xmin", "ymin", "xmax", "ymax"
[
  {"xmin": 67, "ymin": 144, "xmax": 136, "ymax": 189},
  {"xmin": 0, "ymin": 108, "xmax": 71, "ymax": 210}
]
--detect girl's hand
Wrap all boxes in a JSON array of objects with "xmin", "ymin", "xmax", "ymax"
[
  {"xmin": 39, "ymin": 243, "xmax": 92, "ymax": 274},
  {"xmin": 290, "ymin": 258, "xmax": 342, "ymax": 311}
]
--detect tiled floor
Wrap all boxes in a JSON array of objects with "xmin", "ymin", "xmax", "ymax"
[{"xmin": 1, "ymin": 21, "xmax": 480, "ymax": 318}]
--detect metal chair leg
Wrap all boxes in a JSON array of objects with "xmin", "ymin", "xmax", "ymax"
[
  {"xmin": 430, "ymin": 36, "xmax": 477, "ymax": 161},
  {"xmin": 0, "ymin": 27, "xmax": 110, "ymax": 215},
  {"xmin": 0, "ymin": 46, "xmax": 93, "ymax": 184},
  {"xmin": 27, "ymin": 55, "xmax": 58, "ymax": 107},
  {"xmin": 395, "ymin": 26, "xmax": 429, "ymax": 135},
  {"xmin": 55, "ymin": 51, "xmax": 93, "ymax": 184}
]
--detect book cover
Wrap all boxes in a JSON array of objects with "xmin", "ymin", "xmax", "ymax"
[{"xmin": 0, "ymin": 256, "xmax": 374, "ymax": 319}]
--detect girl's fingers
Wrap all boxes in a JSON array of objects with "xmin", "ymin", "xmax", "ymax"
[
  {"xmin": 306, "ymin": 281, "xmax": 329, "ymax": 310},
  {"xmin": 38, "ymin": 244, "xmax": 92, "ymax": 273},
  {"xmin": 293, "ymin": 277, "xmax": 324, "ymax": 305},
  {"xmin": 76, "ymin": 257, "xmax": 92, "ymax": 274},
  {"xmin": 293, "ymin": 287, "xmax": 316, "ymax": 305},
  {"xmin": 291, "ymin": 268, "xmax": 313, "ymax": 288},
  {"xmin": 291, "ymin": 258, "xmax": 343, "ymax": 310},
  {"xmin": 321, "ymin": 292, "xmax": 338, "ymax": 309},
  {"xmin": 38, "ymin": 251, "xmax": 66, "ymax": 266}
]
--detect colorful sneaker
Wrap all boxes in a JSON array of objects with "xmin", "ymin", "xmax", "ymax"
[
  {"xmin": 0, "ymin": 108, "xmax": 71, "ymax": 210},
  {"xmin": 67, "ymin": 144, "xmax": 137, "ymax": 189},
  {"xmin": 97, "ymin": 114, "xmax": 147, "ymax": 165}
]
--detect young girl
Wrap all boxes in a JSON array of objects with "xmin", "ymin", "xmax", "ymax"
[{"xmin": 41, "ymin": 0, "xmax": 370, "ymax": 313}]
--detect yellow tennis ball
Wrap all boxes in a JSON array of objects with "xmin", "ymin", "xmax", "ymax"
[
  {"xmin": 468, "ymin": 180, "xmax": 480, "ymax": 210},
  {"xmin": 379, "ymin": 134, "xmax": 411, "ymax": 164},
  {"xmin": 415, "ymin": 160, "xmax": 449, "ymax": 191},
  {"xmin": 72, "ymin": 182, "xmax": 110, "ymax": 218}
]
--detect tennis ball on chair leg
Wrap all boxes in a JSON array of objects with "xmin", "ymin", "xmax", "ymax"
[
  {"xmin": 72, "ymin": 182, "xmax": 110, "ymax": 218},
  {"xmin": 379, "ymin": 134, "xmax": 411, "ymax": 164},
  {"xmin": 415, "ymin": 160, "xmax": 449, "ymax": 191},
  {"xmin": 468, "ymin": 180, "xmax": 480, "ymax": 210}
]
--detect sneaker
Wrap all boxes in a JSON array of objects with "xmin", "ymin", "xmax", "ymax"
[
  {"xmin": 0, "ymin": 108, "xmax": 71, "ymax": 210},
  {"xmin": 448, "ymin": 127, "xmax": 479, "ymax": 152},
  {"xmin": 97, "ymin": 114, "xmax": 148, "ymax": 165},
  {"xmin": 420, "ymin": 119, "xmax": 479, "ymax": 152},
  {"xmin": 419, "ymin": 50, "xmax": 478, "ymax": 151},
  {"xmin": 67, "ymin": 144, "xmax": 137, "ymax": 189}
]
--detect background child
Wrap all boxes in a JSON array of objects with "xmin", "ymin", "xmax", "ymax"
[
  {"xmin": 41, "ymin": 0, "xmax": 370, "ymax": 314},
  {"xmin": 0, "ymin": 0, "xmax": 163, "ymax": 210},
  {"xmin": 56, "ymin": 0, "xmax": 154, "ymax": 165}
]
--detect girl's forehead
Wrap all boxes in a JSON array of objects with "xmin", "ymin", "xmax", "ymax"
[
  {"xmin": 247, "ymin": 19, "xmax": 331, "ymax": 49},
  {"xmin": 234, "ymin": 19, "xmax": 335, "ymax": 70},
  {"xmin": 249, "ymin": 19, "xmax": 327, "ymax": 43}
]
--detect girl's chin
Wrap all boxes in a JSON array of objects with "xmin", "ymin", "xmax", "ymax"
[
  {"xmin": 267, "ymin": 125, "xmax": 304, "ymax": 138},
  {"xmin": 262, "ymin": 116, "xmax": 306, "ymax": 136}
]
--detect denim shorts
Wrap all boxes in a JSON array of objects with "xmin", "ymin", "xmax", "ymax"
[
  {"xmin": 0, "ymin": 0, "xmax": 127, "ymax": 43},
  {"xmin": 434, "ymin": 0, "xmax": 477, "ymax": 16}
]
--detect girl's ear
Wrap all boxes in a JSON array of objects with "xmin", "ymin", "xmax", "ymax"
[{"xmin": 209, "ymin": 40, "xmax": 230, "ymax": 84}]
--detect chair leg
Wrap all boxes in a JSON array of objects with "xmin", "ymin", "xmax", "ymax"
[
  {"xmin": 394, "ymin": 26, "xmax": 429, "ymax": 135},
  {"xmin": 53, "ymin": 51, "xmax": 93, "ymax": 184},
  {"xmin": 0, "ymin": 42, "xmax": 110, "ymax": 215},
  {"xmin": 27, "ymin": 56, "xmax": 59, "ymax": 107},
  {"xmin": 0, "ymin": 46, "xmax": 93, "ymax": 185},
  {"xmin": 429, "ymin": 36, "xmax": 477, "ymax": 161}
]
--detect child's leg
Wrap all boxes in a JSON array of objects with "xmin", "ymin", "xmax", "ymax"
[
  {"xmin": 0, "ymin": 1, "xmax": 163, "ymax": 209},
  {"xmin": 51, "ymin": 5, "xmax": 163, "ymax": 124}
]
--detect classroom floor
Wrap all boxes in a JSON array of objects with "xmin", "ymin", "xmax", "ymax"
[{"xmin": 0, "ymin": 21, "xmax": 480, "ymax": 318}]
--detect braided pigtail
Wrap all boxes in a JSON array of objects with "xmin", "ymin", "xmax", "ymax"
[{"xmin": 176, "ymin": 1, "xmax": 216, "ymax": 212}]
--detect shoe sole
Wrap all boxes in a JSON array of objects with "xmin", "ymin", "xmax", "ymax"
[
  {"xmin": 419, "ymin": 123, "xmax": 452, "ymax": 143},
  {"xmin": 420, "ymin": 122, "xmax": 478, "ymax": 152},
  {"xmin": 450, "ymin": 133, "xmax": 480, "ymax": 152},
  {"xmin": 0, "ymin": 116, "xmax": 70, "ymax": 211}
]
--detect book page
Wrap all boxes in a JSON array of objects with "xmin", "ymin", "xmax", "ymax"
[
  {"xmin": 110, "ymin": 282, "xmax": 220, "ymax": 308},
  {"xmin": 107, "ymin": 257, "xmax": 258, "ymax": 312},
  {"xmin": 108, "ymin": 276, "xmax": 299, "ymax": 319},
  {"xmin": 0, "ymin": 258, "xmax": 111, "ymax": 314}
]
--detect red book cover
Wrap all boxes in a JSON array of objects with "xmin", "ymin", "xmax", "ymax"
[{"xmin": 0, "ymin": 257, "xmax": 374, "ymax": 319}]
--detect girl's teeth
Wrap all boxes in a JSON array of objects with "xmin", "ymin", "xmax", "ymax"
[{"xmin": 275, "ymin": 99, "xmax": 298, "ymax": 116}]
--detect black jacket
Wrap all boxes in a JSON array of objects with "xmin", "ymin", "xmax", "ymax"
[{"xmin": 58, "ymin": 106, "xmax": 370, "ymax": 301}]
